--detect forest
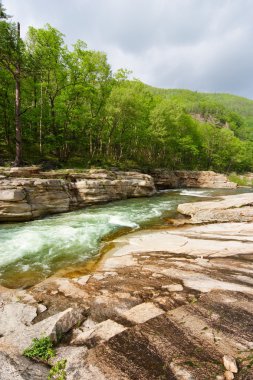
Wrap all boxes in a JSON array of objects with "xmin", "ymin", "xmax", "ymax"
[{"xmin": 1, "ymin": 4, "xmax": 253, "ymax": 173}]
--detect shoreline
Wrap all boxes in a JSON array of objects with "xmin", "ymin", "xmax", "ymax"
[{"xmin": 0, "ymin": 193, "xmax": 253, "ymax": 378}]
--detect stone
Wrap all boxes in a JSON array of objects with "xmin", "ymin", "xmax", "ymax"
[
  {"xmin": 224, "ymin": 371, "xmax": 234, "ymax": 380},
  {"xmin": 18, "ymin": 293, "xmax": 37, "ymax": 304},
  {"xmin": 0, "ymin": 189, "xmax": 26, "ymax": 202},
  {"xmin": 223, "ymin": 355, "xmax": 238, "ymax": 373},
  {"xmin": 37, "ymin": 304, "xmax": 47, "ymax": 314},
  {"xmin": 73, "ymin": 275, "xmax": 91, "ymax": 285},
  {"xmin": 0, "ymin": 302, "xmax": 37, "ymax": 336},
  {"xmin": 103, "ymin": 223, "xmax": 253, "ymax": 263},
  {"xmin": 71, "ymin": 319, "xmax": 126, "ymax": 347},
  {"xmin": 170, "ymin": 362, "xmax": 195, "ymax": 380},
  {"xmin": 2, "ymin": 307, "xmax": 84, "ymax": 353},
  {"xmin": 162, "ymin": 284, "xmax": 183, "ymax": 292},
  {"xmin": 118, "ymin": 302, "xmax": 164, "ymax": 324},
  {"xmin": 177, "ymin": 193, "xmax": 253, "ymax": 223},
  {"xmin": 0, "ymin": 350, "xmax": 48, "ymax": 380},
  {"xmin": 49, "ymin": 346, "xmax": 106, "ymax": 380},
  {"xmin": 55, "ymin": 278, "xmax": 88, "ymax": 299}
]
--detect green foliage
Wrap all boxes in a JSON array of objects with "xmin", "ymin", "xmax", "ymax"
[
  {"xmin": 0, "ymin": 2, "xmax": 9, "ymax": 19},
  {"xmin": 1, "ymin": 3, "xmax": 253, "ymax": 173},
  {"xmin": 48, "ymin": 359, "xmax": 67, "ymax": 380},
  {"xmin": 228, "ymin": 173, "xmax": 253, "ymax": 186},
  {"xmin": 23, "ymin": 337, "xmax": 56, "ymax": 362}
]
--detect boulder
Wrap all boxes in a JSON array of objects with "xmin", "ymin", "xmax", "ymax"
[{"xmin": 1, "ymin": 307, "xmax": 84, "ymax": 353}]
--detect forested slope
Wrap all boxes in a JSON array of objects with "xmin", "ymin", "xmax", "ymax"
[{"xmin": 1, "ymin": 5, "xmax": 253, "ymax": 173}]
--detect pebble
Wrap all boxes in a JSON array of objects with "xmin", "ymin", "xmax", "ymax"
[
  {"xmin": 37, "ymin": 304, "xmax": 47, "ymax": 313},
  {"xmin": 162, "ymin": 284, "xmax": 183, "ymax": 292},
  {"xmin": 73, "ymin": 275, "xmax": 90, "ymax": 285}
]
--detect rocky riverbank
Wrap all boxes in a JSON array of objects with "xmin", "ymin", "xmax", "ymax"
[
  {"xmin": 0, "ymin": 169, "xmax": 155, "ymax": 222},
  {"xmin": 0, "ymin": 167, "xmax": 236, "ymax": 222},
  {"xmin": 177, "ymin": 192, "xmax": 253, "ymax": 224},
  {"xmin": 0, "ymin": 193, "xmax": 253, "ymax": 379},
  {"xmin": 151, "ymin": 169, "xmax": 237, "ymax": 189}
]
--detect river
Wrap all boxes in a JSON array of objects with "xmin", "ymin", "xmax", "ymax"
[{"xmin": 0, "ymin": 187, "xmax": 251, "ymax": 288}]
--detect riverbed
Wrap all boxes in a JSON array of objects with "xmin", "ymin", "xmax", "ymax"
[{"xmin": 0, "ymin": 187, "xmax": 251, "ymax": 288}]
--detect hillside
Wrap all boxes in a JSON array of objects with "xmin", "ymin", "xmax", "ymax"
[
  {"xmin": 146, "ymin": 86, "xmax": 253, "ymax": 137},
  {"xmin": 146, "ymin": 86, "xmax": 253, "ymax": 119}
]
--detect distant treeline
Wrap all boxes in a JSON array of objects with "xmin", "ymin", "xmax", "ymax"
[{"xmin": 1, "ymin": 6, "xmax": 253, "ymax": 172}]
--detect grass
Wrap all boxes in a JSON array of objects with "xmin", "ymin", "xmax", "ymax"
[
  {"xmin": 48, "ymin": 359, "xmax": 67, "ymax": 380},
  {"xmin": 228, "ymin": 173, "xmax": 253, "ymax": 186}
]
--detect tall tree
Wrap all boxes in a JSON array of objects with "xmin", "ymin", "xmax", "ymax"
[{"xmin": 0, "ymin": 3, "xmax": 23, "ymax": 165}]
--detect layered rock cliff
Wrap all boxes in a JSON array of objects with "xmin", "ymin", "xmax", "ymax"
[
  {"xmin": 151, "ymin": 169, "xmax": 236, "ymax": 189},
  {"xmin": 0, "ymin": 167, "xmax": 237, "ymax": 222},
  {"xmin": 0, "ymin": 169, "xmax": 155, "ymax": 222}
]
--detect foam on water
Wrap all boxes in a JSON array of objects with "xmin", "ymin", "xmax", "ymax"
[
  {"xmin": 0, "ymin": 194, "xmax": 176, "ymax": 279},
  {"xmin": 180, "ymin": 189, "xmax": 212, "ymax": 197},
  {"xmin": 0, "ymin": 187, "xmax": 249, "ymax": 286}
]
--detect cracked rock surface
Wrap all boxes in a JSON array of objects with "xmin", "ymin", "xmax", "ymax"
[{"xmin": 0, "ymin": 193, "xmax": 252, "ymax": 379}]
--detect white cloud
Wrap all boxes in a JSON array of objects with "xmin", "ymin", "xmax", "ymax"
[{"xmin": 3, "ymin": 0, "xmax": 253, "ymax": 98}]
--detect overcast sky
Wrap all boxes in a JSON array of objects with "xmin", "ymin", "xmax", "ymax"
[{"xmin": 3, "ymin": 0, "xmax": 253, "ymax": 98}]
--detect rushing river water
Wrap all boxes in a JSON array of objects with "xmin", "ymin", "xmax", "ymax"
[{"xmin": 0, "ymin": 187, "xmax": 251, "ymax": 288}]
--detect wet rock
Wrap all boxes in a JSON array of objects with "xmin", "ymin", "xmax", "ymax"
[
  {"xmin": 102, "ymin": 222, "xmax": 253, "ymax": 265},
  {"xmin": 71, "ymin": 319, "xmax": 126, "ymax": 347},
  {"xmin": 223, "ymin": 355, "xmax": 238, "ymax": 373}
]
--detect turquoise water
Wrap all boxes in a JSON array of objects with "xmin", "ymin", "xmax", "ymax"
[{"xmin": 0, "ymin": 187, "xmax": 250, "ymax": 288}]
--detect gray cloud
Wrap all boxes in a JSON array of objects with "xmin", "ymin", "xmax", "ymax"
[{"xmin": 4, "ymin": 0, "xmax": 253, "ymax": 98}]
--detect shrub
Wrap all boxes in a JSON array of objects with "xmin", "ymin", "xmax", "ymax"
[
  {"xmin": 23, "ymin": 337, "xmax": 55, "ymax": 362},
  {"xmin": 228, "ymin": 173, "xmax": 252, "ymax": 186},
  {"xmin": 48, "ymin": 359, "xmax": 67, "ymax": 380}
]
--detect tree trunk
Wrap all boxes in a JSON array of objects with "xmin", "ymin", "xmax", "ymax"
[
  {"xmin": 13, "ymin": 22, "xmax": 22, "ymax": 166},
  {"xmin": 39, "ymin": 79, "xmax": 43, "ymax": 154}
]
